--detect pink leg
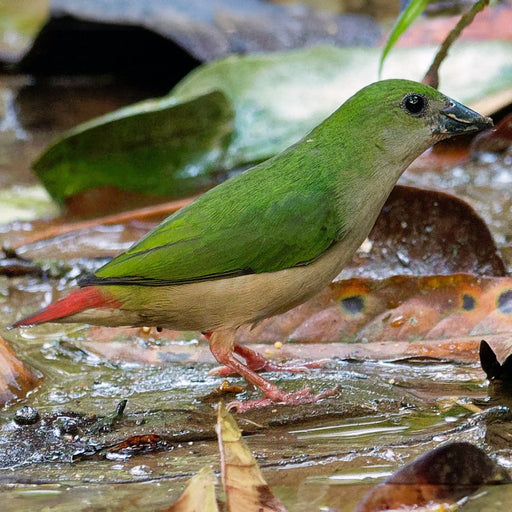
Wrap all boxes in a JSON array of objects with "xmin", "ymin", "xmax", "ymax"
[
  {"xmin": 209, "ymin": 343, "xmax": 328, "ymax": 377},
  {"xmin": 207, "ymin": 329, "xmax": 339, "ymax": 413}
]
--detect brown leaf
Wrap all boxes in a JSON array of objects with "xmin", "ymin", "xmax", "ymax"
[
  {"xmin": 9, "ymin": 195, "xmax": 195, "ymax": 251},
  {"xmin": 160, "ymin": 466, "xmax": 219, "ymax": 512},
  {"xmin": 341, "ymin": 185, "xmax": 506, "ymax": 280},
  {"xmin": 216, "ymin": 402, "xmax": 287, "ymax": 512},
  {"xmin": 0, "ymin": 256, "xmax": 42, "ymax": 277},
  {"xmin": 106, "ymin": 434, "xmax": 167, "ymax": 457},
  {"xmin": 82, "ymin": 274, "xmax": 512, "ymax": 365},
  {"xmin": 472, "ymin": 112, "xmax": 512, "ymax": 155},
  {"xmin": 240, "ymin": 274, "xmax": 512, "ymax": 344},
  {"xmin": 0, "ymin": 336, "xmax": 41, "ymax": 406},
  {"xmin": 355, "ymin": 442, "xmax": 510, "ymax": 512}
]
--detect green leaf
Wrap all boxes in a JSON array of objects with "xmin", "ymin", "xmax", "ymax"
[
  {"xmin": 379, "ymin": 0, "xmax": 430, "ymax": 77},
  {"xmin": 33, "ymin": 90, "xmax": 234, "ymax": 206},
  {"xmin": 33, "ymin": 42, "xmax": 512, "ymax": 208},
  {"xmin": 171, "ymin": 46, "xmax": 376, "ymax": 168}
]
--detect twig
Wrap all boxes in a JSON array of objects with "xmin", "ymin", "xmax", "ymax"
[{"xmin": 423, "ymin": 0, "xmax": 490, "ymax": 88}]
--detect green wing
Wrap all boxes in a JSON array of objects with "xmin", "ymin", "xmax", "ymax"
[
  {"xmin": 87, "ymin": 136, "xmax": 345, "ymax": 286},
  {"xmin": 86, "ymin": 78, "xmax": 460, "ymax": 287}
]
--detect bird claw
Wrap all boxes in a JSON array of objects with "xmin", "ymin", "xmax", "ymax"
[{"xmin": 227, "ymin": 385, "xmax": 340, "ymax": 413}]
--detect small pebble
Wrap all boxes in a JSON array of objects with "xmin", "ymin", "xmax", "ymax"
[
  {"xmin": 53, "ymin": 417, "xmax": 79, "ymax": 438},
  {"xmin": 14, "ymin": 406, "xmax": 40, "ymax": 426},
  {"xmin": 130, "ymin": 465, "xmax": 152, "ymax": 477}
]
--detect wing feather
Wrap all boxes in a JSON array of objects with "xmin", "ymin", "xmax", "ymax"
[{"xmin": 86, "ymin": 136, "xmax": 345, "ymax": 286}]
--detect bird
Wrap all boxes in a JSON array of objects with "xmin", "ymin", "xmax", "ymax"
[{"xmin": 10, "ymin": 79, "xmax": 492, "ymax": 412}]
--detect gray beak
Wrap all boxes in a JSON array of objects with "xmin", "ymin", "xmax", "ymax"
[{"xmin": 435, "ymin": 99, "xmax": 493, "ymax": 135}]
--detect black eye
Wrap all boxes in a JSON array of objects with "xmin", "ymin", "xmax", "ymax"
[{"xmin": 402, "ymin": 94, "xmax": 427, "ymax": 115}]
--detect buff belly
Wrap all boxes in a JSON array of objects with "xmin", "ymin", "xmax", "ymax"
[{"xmin": 64, "ymin": 238, "xmax": 357, "ymax": 331}]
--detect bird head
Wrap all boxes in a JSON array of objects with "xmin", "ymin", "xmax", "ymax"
[
  {"xmin": 343, "ymin": 79, "xmax": 493, "ymax": 168},
  {"xmin": 392, "ymin": 81, "xmax": 492, "ymax": 139}
]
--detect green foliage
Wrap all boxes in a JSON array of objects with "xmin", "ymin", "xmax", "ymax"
[
  {"xmin": 32, "ymin": 42, "xmax": 512, "ymax": 208},
  {"xmin": 379, "ymin": 0, "xmax": 430, "ymax": 77},
  {"xmin": 33, "ymin": 46, "xmax": 374, "ymax": 207},
  {"xmin": 33, "ymin": 91, "xmax": 234, "ymax": 206}
]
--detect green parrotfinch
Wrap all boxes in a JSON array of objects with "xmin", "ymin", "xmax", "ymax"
[{"xmin": 11, "ymin": 79, "xmax": 492, "ymax": 411}]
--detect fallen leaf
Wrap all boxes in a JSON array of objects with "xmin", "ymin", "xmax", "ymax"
[
  {"xmin": 471, "ymin": 111, "xmax": 512, "ymax": 155},
  {"xmin": 0, "ymin": 253, "xmax": 43, "ymax": 277},
  {"xmin": 240, "ymin": 274, "xmax": 512, "ymax": 344},
  {"xmin": 216, "ymin": 402, "xmax": 287, "ymax": 512},
  {"xmin": 200, "ymin": 380, "xmax": 246, "ymax": 405},
  {"xmin": 106, "ymin": 433, "xmax": 167, "ymax": 457},
  {"xmin": 8, "ymin": 195, "xmax": 196, "ymax": 251},
  {"xmin": 160, "ymin": 466, "xmax": 219, "ymax": 512},
  {"xmin": 0, "ymin": 336, "xmax": 41, "ymax": 406},
  {"xmin": 33, "ymin": 90, "xmax": 234, "ymax": 207},
  {"xmin": 355, "ymin": 442, "xmax": 510, "ymax": 512},
  {"xmin": 341, "ymin": 185, "xmax": 506, "ymax": 279},
  {"xmin": 81, "ymin": 273, "xmax": 512, "ymax": 366}
]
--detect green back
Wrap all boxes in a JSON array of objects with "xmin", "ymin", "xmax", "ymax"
[
  {"xmin": 88, "ymin": 79, "xmax": 447, "ymax": 286},
  {"xmin": 91, "ymin": 136, "xmax": 345, "ymax": 285}
]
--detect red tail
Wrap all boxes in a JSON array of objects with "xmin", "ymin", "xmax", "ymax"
[{"xmin": 10, "ymin": 286, "xmax": 120, "ymax": 328}]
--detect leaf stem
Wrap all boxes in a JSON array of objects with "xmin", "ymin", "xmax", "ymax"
[{"xmin": 422, "ymin": 0, "xmax": 490, "ymax": 88}]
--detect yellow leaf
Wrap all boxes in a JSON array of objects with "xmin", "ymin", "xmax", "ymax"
[
  {"xmin": 216, "ymin": 402, "xmax": 287, "ymax": 512},
  {"xmin": 161, "ymin": 466, "xmax": 219, "ymax": 512}
]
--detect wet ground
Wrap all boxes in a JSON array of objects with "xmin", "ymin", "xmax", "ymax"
[
  {"xmin": 0, "ymin": 335, "xmax": 509, "ymax": 511},
  {"xmin": 1, "ymin": 56, "xmax": 512, "ymax": 510}
]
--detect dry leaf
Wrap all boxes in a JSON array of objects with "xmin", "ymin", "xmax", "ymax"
[
  {"xmin": 355, "ymin": 442, "xmax": 510, "ymax": 512},
  {"xmin": 216, "ymin": 402, "xmax": 287, "ymax": 512},
  {"xmin": 160, "ymin": 466, "xmax": 219, "ymax": 512},
  {"xmin": 342, "ymin": 185, "xmax": 506, "ymax": 279},
  {"xmin": 240, "ymin": 274, "xmax": 512, "ymax": 344},
  {"xmin": 0, "ymin": 336, "xmax": 41, "ymax": 406}
]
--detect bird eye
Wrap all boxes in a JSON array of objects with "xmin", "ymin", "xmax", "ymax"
[{"xmin": 402, "ymin": 94, "xmax": 427, "ymax": 115}]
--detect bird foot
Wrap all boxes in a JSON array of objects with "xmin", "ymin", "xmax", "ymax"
[
  {"xmin": 227, "ymin": 385, "xmax": 340, "ymax": 413},
  {"xmin": 209, "ymin": 359, "xmax": 326, "ymax": 377},
  {"xmin": 208, "ymin": 343, "xmax": 328, "ymax": 377}
]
